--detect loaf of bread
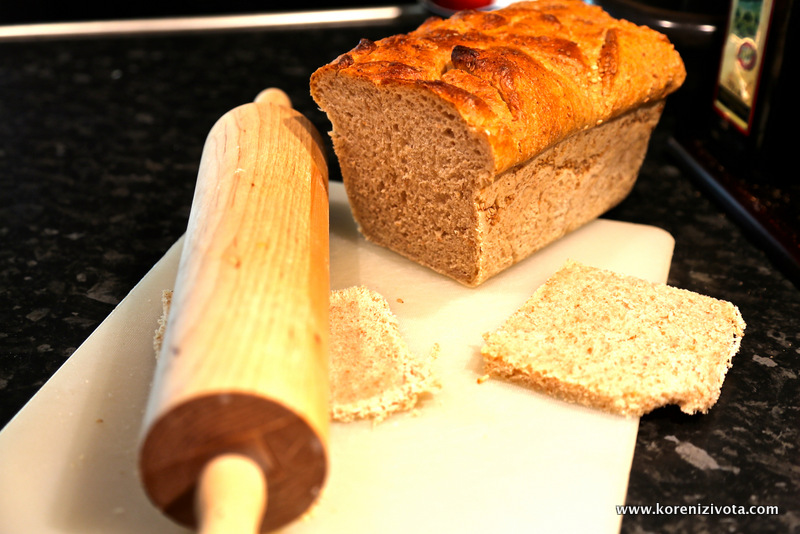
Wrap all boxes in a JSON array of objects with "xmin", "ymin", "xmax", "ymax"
[
  {"xmin": 310, "ymin": 0, "xmax": 686, "ymax": 286},
  {"xmin": 481, "ymin": 261, "xmax": 746, "ymax": 416}
]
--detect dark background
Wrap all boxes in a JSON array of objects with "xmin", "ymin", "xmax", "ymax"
[{"xmin": 0, "ymin": 1, "xmax": 405, "ymax": 25}]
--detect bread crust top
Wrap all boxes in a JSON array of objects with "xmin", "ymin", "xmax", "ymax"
[{"xmin": 310, "ymin": 0, "xmax": 686, "ymax": 174}]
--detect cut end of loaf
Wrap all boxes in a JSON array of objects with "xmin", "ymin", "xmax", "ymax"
[
  {"xmin": 481, "ymin": 260, "xmax": 746, "ymax": 417},
  {"xmin": 313, "ymin": 74, "xmax": 495, "ymax": 285}
]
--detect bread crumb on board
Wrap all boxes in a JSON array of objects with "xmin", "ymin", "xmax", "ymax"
[
  {"xmin": 152, "ymin": 289, "xmax": 172, "ymax": 358},
  {"xmin": 154, "ymin": 286, "xmax": 439, "ymax": 424},
  {"xmin": 481, "ymin": 260, "xmax": 746, "ymax": 417}
]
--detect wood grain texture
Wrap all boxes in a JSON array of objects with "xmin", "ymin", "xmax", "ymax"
[{"xmin": 139, "ymin": 92, "xmax": 329, "ymax": 532}]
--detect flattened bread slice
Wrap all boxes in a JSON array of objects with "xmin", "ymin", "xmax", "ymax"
[
  {"xmin": 330, "ymin": 286, "xmax": 439, "ymax": 422},
  {"xmin": 481, "ymin": 260, "xmax": 746, "ymax": 416},
  {"xmin": 156, "ymin": 286, "xmax": 438, "ymax": 423}
]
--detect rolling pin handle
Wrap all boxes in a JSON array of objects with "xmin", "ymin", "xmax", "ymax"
[
  {"xmin": 254, "ymin": 87, "xmax": 292, "ymax": 108},
  {"xmin": 196, "ymin": 454, "xmax": 268, "ymax": 534}
]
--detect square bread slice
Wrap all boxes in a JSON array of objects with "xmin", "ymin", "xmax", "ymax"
[{"xmin": 481, "ymin": 260, "xmax": 746, "ymax": 416}]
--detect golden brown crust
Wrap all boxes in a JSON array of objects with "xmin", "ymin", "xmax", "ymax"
[{"xmin": 311, "ymin": 0, "xmax": 685, "ymax": 174}]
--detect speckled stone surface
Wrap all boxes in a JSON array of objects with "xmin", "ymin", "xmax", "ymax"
[{"xmin": 1, "ymin": 7, "xmax": 798, "ymax": 533}]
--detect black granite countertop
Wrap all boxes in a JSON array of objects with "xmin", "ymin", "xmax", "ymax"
[{"xmin": 1, "ymin": 5, "xmax": 798, "ymax": 533}]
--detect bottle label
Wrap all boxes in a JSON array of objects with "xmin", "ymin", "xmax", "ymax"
[{"xmin": 713, "ymin": 0, "xmax": 775, "ymax": 134}]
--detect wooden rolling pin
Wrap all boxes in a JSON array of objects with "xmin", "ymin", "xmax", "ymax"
[{"xmin": 139, "ymin": 88, "xmax": 330, "ymax": 533}]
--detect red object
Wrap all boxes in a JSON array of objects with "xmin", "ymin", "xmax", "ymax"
[{"xmin": 430, "ymin": 0, "xmax": 493, "ymax": 9}]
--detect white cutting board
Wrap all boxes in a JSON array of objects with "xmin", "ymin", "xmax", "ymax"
[{"xmin": 0, "ymin": 182, "xmax": 674, "ymax": 534}]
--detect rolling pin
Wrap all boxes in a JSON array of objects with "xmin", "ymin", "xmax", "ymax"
[{"xmin": 139, "ymin": 88, "xmax": 330, "ymax": 533}]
